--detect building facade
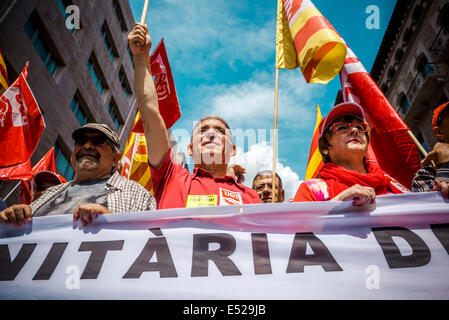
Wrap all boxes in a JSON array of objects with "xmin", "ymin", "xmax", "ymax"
[
  {"xmin": 370, "ymin": 0, "xmax": 449, "ymax": 152},
  {"xmin": 0, "ymin": 0, "xmax": 137, "ymax": 204}
]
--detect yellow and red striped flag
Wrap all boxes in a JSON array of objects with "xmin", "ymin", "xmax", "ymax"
[
  {"xmin": 305, "ymin": 105, "xmax": 323, "ymax": 180},
  {"xmin": 276, "ymin": 0, "xmax": 347, "ymax": 84},
  {"xmin": 0, "ymin": 48, "xmax": 8, "ymax": 95},
  {"xmin": 120, "ymin": 111, "xmax": 153, "ymax": 193}
]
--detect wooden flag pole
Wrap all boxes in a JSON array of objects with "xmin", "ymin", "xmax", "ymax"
[
  {"xmin": 136, "ymin": 0, "xmax": 150, "ymax": 47},
  {"xmin": 407, "ymin": 129, "xmax": 427, "ymax": 157},
  {"xmin": 140, "ymin": 0, "xmax": 149, "ymax": 24},
  {"xmin": 272, "ymin": 68, "xmax": 280, "ymax": 203}
]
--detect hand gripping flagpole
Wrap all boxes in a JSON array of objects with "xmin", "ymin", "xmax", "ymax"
[{"xmin": 272, "ymin": 68, "xmax": 280, "ymax": 203}]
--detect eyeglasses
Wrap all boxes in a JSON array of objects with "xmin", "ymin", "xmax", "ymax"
[
  {"xmin": 330, "ymin": 121, "xmax": 369, "ymax": 134},
  {"xmin": 74, "ymin": 135, "xmax": 110, "ymax": 147}
]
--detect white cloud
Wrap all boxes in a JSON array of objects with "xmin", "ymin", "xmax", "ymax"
[{"xmin": 229, "ymin": 141, "xmax": 302, "ymax": 201}]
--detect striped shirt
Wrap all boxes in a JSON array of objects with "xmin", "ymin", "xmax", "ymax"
[
  {"xmin": 31, "ymin": 172, "xmax": 156, "ymax": 216},
  {"xmin": 411, "ymin": 162, "xmax": 449, "ymax": 192}
]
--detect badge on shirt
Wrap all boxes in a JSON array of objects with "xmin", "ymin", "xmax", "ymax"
[
  {"xmin": 186, "ymin": 195, "xmax": 218, "ymax": 207},
  {"xmin": 219, "ymin": 188, "xmax": 243, "ymax": 206}
]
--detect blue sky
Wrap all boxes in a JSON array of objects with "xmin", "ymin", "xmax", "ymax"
[{"xmin": 128, "ymin": 0, "xmax": 396, "ymax": 199}]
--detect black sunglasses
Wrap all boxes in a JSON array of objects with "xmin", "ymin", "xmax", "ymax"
[{"xmin": 74, "ymin": 134, "xmax": 111, "ymax": 147}]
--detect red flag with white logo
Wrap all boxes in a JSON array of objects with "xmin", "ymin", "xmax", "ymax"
[
  {"xmin": 339, "ymin": 46, "xmax": 421, "ymax": 187},
  {"xmin": 0, "ymin": 62, "xmax": 45, "ymax": 168},
  {"xmin": 132, "ymin": 39, "xmax": 181, "ymax": 132}
]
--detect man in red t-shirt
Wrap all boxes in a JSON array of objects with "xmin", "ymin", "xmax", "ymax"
[{"xmin": 128, "ymin": 24, "xmax": 260, "ymax": 209}]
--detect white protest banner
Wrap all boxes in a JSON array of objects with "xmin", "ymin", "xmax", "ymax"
[{"xmin": 0, "ymin": 192, "xmax": 448, "ymax": 300}]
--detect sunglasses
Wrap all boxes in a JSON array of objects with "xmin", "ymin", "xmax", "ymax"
[
  {"xmin": 330, "ymin": 121, "xmax": 369, "ymax": 134},
  {"xmin": 74, "ymin": 134, "xmax": 111, "ymax": 147}
]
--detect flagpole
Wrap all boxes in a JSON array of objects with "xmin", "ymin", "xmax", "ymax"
[
  {"xmin": 135, "ymin": 0, "xmax": 150, "ymax": 47},
  {"xmin": 272, "ymin": 68, "xmax": 280, "ymax": 203},
  {"xmin": 119, "ymin": 99, "xmax": 137, "ymax": 141},
  {"xmin": 406, "ymin": 130, "xmax": 427, "ymax": 157},
  {"xmin": 3, "ymin": 181, "xmax": 20, "ymax": 201},
  {"xmin": 0, "ymin": 0, "xmax": 17, "ymax": 25}
]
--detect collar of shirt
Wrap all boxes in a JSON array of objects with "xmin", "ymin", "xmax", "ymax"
[{"xmin": 192, "ymin": 167, "xmax": 246, "ymax": 188}]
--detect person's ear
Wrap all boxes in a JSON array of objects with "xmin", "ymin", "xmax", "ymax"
[
  {"xmin": 113, "ymin": 151, "xmax": 121, "ymax": 163},
  {"xmin": 280, "ymin": 188, "xmax": 285, "ymax": 202},
  {"xmin": 433, "ymin": 126, "xmax": 445, "ymax": 141}
]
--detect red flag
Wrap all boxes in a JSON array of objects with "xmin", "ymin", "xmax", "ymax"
[
  {"xmin": 132, "ymin": 39, "xmax": 181, "ymax": 132},
  {"xmin": 0, "ymin": 160, "xmax": 32, "ymax": 181},
  {"xmin": 31, "ymin": 147, "xmax": 56, "ymax": 175},
  {"xmin": 340, "ymin": 46, "xmax": 421, "ymax": 187},
  {"xmin": 0, "ymin": 62, "xmax": 45, "ymax": 168}
]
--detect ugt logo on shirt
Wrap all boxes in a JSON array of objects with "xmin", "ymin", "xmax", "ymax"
[{"xmin": 219, "ymin": 188, "xmax": 243, "ymax": 206}]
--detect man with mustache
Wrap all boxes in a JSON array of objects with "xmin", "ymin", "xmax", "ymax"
[
  {"xmin": 252, "ymin": 170, "xmax": 285, "ymax": 203},
  {"xmin": 0, "ymin": 123, "xmax": 156, "ymax": 226},
  {"xmin": 128, "ymin": 23, "xmax": 260, "ymax": 209}
]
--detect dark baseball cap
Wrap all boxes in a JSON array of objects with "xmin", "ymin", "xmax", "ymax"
[
  {"xmin": 33, "ymin": 171, "xmax": 67, "ymax": 185},
  {"xmin": 72, "ymin": 123, "xmax": 120, "ymax": 149}
]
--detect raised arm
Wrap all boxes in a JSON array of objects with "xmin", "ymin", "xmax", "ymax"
[{"xmin": 127, "ymin": 23, "xmax": 170, "ymax": 168}]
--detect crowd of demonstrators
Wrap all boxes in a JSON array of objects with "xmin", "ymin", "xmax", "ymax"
[
  {"xmin": 293, "ymin": 102, "xmax": 410, "ymax": 206},
  {"xmin": 1, "ymin": 24, "xmax": 448, "ymax": 225},
  {"xmin": 412, "ymin": 102, "xmax": 449, "ymax": 197},
  {"xmin": 0, "ymin": 123, "xmax": 156, "ymax": 227},
  {"xmin": 127, "ymin": 23, "xmax": 260, "ymax": 209},
  {"xmin": 252, "ymin": 170, "xmax": 285, "ymax": 203}
]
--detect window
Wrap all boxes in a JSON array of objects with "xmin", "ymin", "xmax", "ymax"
[
  {"xmin": 107, "ymin": 99, "xmax": 123, "ymax": 131},
  {"xmin": 70, "ymin": 94, "xmax": 89, "ymax": 125},
  {"xmin": 397, "ymin": 93, "xmax": 410, "ymax": 114},
  {"xmin": 387, "ymin": 67, "xmax": 395, "ymax": 81},
  {"xmin": 439, "ymin": 5, "xmax": 449, "ymax": 30},
  {"xmin": 101, "ymin": 23, "xmax": 117, "ymax": 62},
  {"xmin": 394, "ymin": 49, "xmax": 404, "ymax": 64},
  {"xmin": 112, "ymin": 0, "xmax": 127, "ymax": 33},
  {"xmin": 54, "ymin": 141, "xmax": 74, "ymax": 180},
  {"xmin": 24, "ymin": 13, "xmax": 60, "ymax": 76},
  {"xmin": 118, "ymin": 68, "xmax": 131, "ymax": 98},
  {"xmin": 127, "ymin": 45, "xmax": 134, "ymax": 68},
  {"xmin": 87, "ymin": 55, "xmax": 106, "ymax": 95},
  {"xmin": 403, "ymin": 27, "xmax": 413, "ymax": 42}
]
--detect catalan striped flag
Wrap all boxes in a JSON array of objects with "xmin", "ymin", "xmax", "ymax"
[
  {"xmin": 304, "ymin": 105, "xmax": 323, "ymax": 180},
  {"xmin": 276, "ymin": 0, "xmax": 347, "ymax": 84},
  {"xmin": 120, "ymin": 111, "xmax": 153, "ymax": 193},
  {"xmin": 0, "ymin": 48, "xmax": 8, "ymax": 95}
]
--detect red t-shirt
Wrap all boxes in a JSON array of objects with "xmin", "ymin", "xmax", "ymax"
[{"xmin": 150, "ymin": 148, "xmax": 261, "ymax": 209}]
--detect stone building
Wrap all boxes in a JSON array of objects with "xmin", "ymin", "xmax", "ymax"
[
  {"xmin": 0, "ymin": 0, "xmax": 137, "ymax": 204},
  {"xmin": 370, "ymin": 0, "xmax": 449, "ymax": 152}
]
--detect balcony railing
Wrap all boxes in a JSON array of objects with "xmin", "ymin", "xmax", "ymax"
[
  {"xmin": 406, "ymin": 63, "xmax": 438, "ymax": 104},
  {"xmin": 430, "ymin": 26, "xmax": 449, "ymax": 59}
]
